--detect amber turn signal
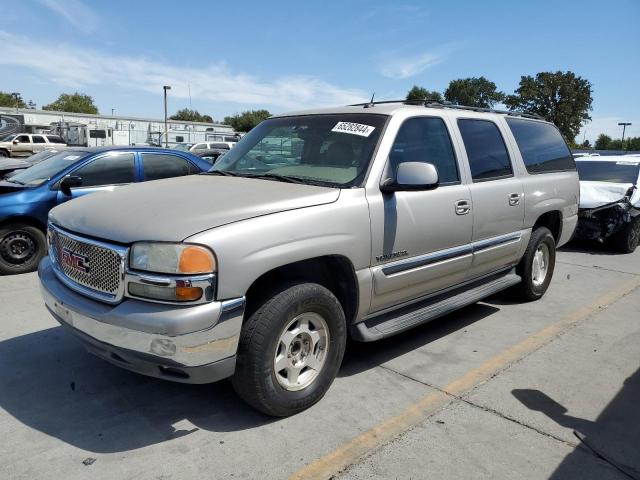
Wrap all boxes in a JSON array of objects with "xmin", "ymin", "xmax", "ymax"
[
  {"xmin": 178, "ymin": 246, "xmax": 216, "ymax": 274},
  {"xmin": 175, "ymin": 286, "xmax": 203, "ymax": 301}
]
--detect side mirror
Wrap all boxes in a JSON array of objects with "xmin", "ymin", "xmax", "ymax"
[
  {"xmin": 60, "ymin": 175, "xmax": 82, "ymax": 196},
  {"xmin": 12, "ymin": 140, "xmax": 19, "ymax": 145},
  {"xmin": 381, "ymin": 162, "xmax": 439, "ymax": 193}
]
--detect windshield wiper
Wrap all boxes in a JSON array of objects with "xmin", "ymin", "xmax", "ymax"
[
  {"xmin": 250, "ymin": 173, "xmax": 307, "ymax": 184},
  {"xmin": 4, "ymin": 178, "xmax": 25, "ymax": 185},
  {"xmin": 204, "ymin": 170, "xmax": 242, "ymax": 177}
]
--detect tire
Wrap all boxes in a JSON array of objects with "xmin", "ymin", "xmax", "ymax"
[
  {"xmin": 232, "ymin": 282, "xmax": 347, "ymax": 417},
  {"xmin": 0, "ymin": 223, "xmax": 47, "ymax": 275},
  {"xmin": 609, "ymin": 217, "xmax": 640, "ymax": 254},
  {"xmin": 0, "ymin": 150, "xmax": 8, "ymax": 158},
  {"xmin": 512, "ymin": 227, "xmax": 556, "ymax": 301}
]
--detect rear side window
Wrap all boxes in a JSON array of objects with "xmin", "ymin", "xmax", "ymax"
[
  {"xmin": 32, "ymin": 135, "xmax": 46, "ymax": 143},
  {"xmin": 47, "ymin": 136, "xmax": 65, "ymax": 144},
  {"xmin": 74, "ymin": 153, "xmax": 136, "ymax": 187},
  {"xmin": 458, "ymin": 119, "xmax": 512, "ymax": 181},
  {"xmin": 141, "ymin": 153, "xmax": 195, "ymax": 181},
  {"xmin": 389, "ymin": 117, "xmax": 460, "ymax": 184},
  {"xmin": 506, "ymin": 118, "xmax": 575, "ymax": 173}
]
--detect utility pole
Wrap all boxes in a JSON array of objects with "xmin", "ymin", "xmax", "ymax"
[
  {"xmin": 163, "ymin": 85, "xmax": 171, "ymax": 147},
  {"xmin": 111, "ymin": 108, "xmax": 115, "ymax": 116},
  {"xmin": 618, "ymin": 122, "xmax": 632, "ymax": 151}
]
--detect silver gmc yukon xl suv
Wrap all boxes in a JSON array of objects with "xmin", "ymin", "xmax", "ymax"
[{"xmin": 39, "ymin": 101, "xmax": 579, "ymax": 416}]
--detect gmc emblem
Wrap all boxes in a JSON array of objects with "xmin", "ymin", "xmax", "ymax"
[{"xmin": 61, "ymin": 248, "xmax": 90, "ymax": 274}]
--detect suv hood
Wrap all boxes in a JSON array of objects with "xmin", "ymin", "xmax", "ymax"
[
  {"xmin": 49, "ymin": 175, "xmax": 341, "ymax": 243},
  {"xmin": 579, "ymin": 181, "xmax": 639, "ymax": 209}
]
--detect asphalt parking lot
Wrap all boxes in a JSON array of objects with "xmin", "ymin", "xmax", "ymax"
[{"xmin": 1, "ymin": 243, "xmax": 639, "ymax": 480}]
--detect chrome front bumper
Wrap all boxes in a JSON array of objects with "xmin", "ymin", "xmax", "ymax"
[{"xmin": 39, "ymin": 257, "xmax": 245, "ymax": 383}]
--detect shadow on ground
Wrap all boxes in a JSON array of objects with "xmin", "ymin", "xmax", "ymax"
[
  {"xmin": 340, "ymin": 303, "xmax": 499, "ymax": 377},
  {"xmin": 0, "ymin": 302, "xmax": 500, "ymax": 454},
  {"xmin": 0, "ymin": 326, "xmax": 272, "ymax": 453},
  {"xmin": 512, "ymin": 367, "xmax": 640, "ymax": 479},
  {"xmin": 559, "ymin": 239, "xmax": 620, "ymax": 256}
]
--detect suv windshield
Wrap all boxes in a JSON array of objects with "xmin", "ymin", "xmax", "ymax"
[
  {"xmin": 210, "ymin": 114, "xmax": 387, "ymax": 187},
  {"xmin": 1, "ymin": 134, "xmax": 16, "ymax": 142},
  {"xmin": 576, "ymin": 160, "xmax": 640, "ymax": 184},
  {"xmin": 9, "ymin": 151, "xmax": 89, "ymax": 186}
]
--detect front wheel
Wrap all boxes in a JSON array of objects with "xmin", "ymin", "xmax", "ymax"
[
  {"xmin": 0, "ymin": 223, "xmax": 47, "ymax": 275},
  {"xmin": 512, "ymin": 227, "xmax": 556, "ymax": 301},
  {"xmin": 232, "ymin": 283, "xmax": 347, "ymax": 417},
  {"xmin": 609, "ymin": 217, "xmax": 640, "ymax": 254}
]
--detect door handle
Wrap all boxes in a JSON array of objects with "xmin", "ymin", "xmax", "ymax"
[
  {"xmin": 508, "ymin": 193, "xmax": 521, "ymax": 206},
  {"xmin": 455, "ymin": 200, "xmax": 471, "ymax": 215}
]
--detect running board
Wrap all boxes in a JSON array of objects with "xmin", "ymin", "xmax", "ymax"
[{"xmin": 351, "ymin": 271, "xmax": 521, "ymax": 342}]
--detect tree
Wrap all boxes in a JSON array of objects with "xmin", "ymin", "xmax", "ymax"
[
  {"xmin": 0, "ymin": 91, "xmax": 27, "ymax": 108},
  {"xmin": 42, "ymin": 92, "xmax": 99, "ymax": 114},
  {"xmin": 628, "ymin": 137, "xmax": 640, "ymax": 151},
  {"xmin": 504, "ymin": 71, "xmax": 593, "ymax": 143},
  {"xmin": 170, "ymin": 108, "xmax": 214, "ymax": 123},
  {"xmin": 405, "ymin": 86, "xmax": 443, "ymax": 103},
  {"xmin": 594, "ymin": 134, "xmax": 612, "ymax": 150},
  {"xmin": 223, "ymin": 110, "xmax": 271, "ymax": 132},
  {"xmin": 444, "ymin": 77, "xmax": 505, "ymax": 108}
]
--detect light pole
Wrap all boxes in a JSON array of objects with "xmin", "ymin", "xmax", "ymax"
[
  {"xmin": 618, "ymin": 122, "xmax": 632, "ymax": 151},
  {"xmin": 163, "ymin": 85, "xmax": 171, "ymax": 147},
  {"xmin": 111, "ymin": 108, "xmax": 115, "ymax": 116}
]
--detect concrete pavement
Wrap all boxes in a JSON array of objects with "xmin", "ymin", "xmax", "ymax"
[{"xmin": 0, "ymin": 242, "xmax": 638, "ymax": 480}]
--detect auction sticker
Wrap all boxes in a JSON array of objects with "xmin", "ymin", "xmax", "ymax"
[{"xmin": 331, "ymin": 122, "xmax": 375, "ymax": 137}]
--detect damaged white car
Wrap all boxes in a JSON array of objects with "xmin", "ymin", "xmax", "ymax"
[{"xmin": 574, "ymin": 156, "xmax": 640, "ymax": 253}]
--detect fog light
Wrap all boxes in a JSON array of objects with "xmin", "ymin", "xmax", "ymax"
[{"xmin": 128, "ymin": 283, "xmax": 203, "ymax": 302}]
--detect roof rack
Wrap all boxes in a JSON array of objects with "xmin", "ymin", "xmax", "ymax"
[{"xmin": 348, "ymin": 99, "xmax": 544, "ymax": 120}]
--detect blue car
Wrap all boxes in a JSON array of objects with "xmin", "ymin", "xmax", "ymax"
[{"xmin": 0, "ymin": 146, "xmax": 211, "ymax": 274}]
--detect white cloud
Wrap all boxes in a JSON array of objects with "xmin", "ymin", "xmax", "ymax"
[
  {"xmin": 579, "ymin": 116, "xmax": 640, "ymax": 144},
  {"xmin": 0, "ymin": 31, "xmax": 368, "ymax": 111},
  {"xmin": 379, "ymin": 51, "xmax": 444, "ymax": 80},
  {"xmin": 38, "ymin": 0, "xmax": 98, "ymax": 34}
]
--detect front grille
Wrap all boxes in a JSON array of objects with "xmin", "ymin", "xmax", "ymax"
[{"xmin": 49, "ymin": 227, "xmax": 124, "ymax": 299}]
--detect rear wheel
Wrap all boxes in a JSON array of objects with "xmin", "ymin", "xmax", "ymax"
[
  {"xmin": 0, "ymin": 224, "xmax": 47, "ymax": 275},
  {"xmin": 609, "ymin": 217, "xmax": 640, "ymax": 254},
  {"xmin": 512, "ymin": 227, "xmax": 556, "ymax": 301},
  {"xmin": 232, "ymin": 282, "xmax": 346, "ymax": 417}
]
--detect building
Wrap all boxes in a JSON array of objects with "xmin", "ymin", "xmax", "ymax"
[{"xmin": 0, "ymin": 107, "xmax": 238, "ymax": 147}]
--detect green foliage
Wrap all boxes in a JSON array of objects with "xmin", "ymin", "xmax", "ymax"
[
  {"xmin": 170, "ymin": 108, "xmax": 214, "ymax": 123},
  {"xmin": 0, "ymin": 91, "xmax": 27, "ymax": 108},
  {"xmin": 405, "ymin": 86, "xmax": 443, "ymax": 103},
  {"xmin": 43, "ymin": 92, "xmax": 99, "ymax": 114},
  {"xmin": 223, "ymin": 109, "xmax": 271, "ymax": 132},
  {"xmin": 628, "ymin": 137, "xmax": 640, "ymax": 151},
  {"xmin": 444, "ymin": 77, "xmax": 505, "ymax": 108},
  {"xmin": 593, "ymin": 134, "xmax": 640, "ymax": 151},
  {"xmin": 505, "ymin": 71, "xmax": 593, "ymax": 143},
  {"xmin": 594, "ymin": 134, "xmax": 612, "ymax": 150}
]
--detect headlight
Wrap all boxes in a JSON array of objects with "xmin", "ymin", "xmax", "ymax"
[{"xmin": 130, "ymin": 242, "xmax": 216, "ymax": 274}]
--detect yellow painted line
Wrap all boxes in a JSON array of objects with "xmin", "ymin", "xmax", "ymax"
[{"xmin": 290, "ymin": 276, "xmax": 640, "ymax": 480}]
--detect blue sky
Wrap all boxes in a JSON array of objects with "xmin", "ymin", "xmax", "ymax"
[{"xmin": 1, "ymin": 0, "xmax": 638, "ymax": 142}]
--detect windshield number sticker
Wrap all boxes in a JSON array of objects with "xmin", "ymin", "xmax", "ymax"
[
  {"xmin": 332, "ymin": 122, "xmax": 375, "ymax": 137},
  {"xmin": 63, "ymin": 155, "xmax": 81, "ymax": 160}
]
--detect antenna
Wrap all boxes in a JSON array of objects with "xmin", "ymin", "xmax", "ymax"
[
  {"xmin": 364, "ymin": 92, "xmax": 376, "ymax": 108},
  {"xmin": 188, "ymin": 83, "xmax": 192, "ymax": 109}
]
